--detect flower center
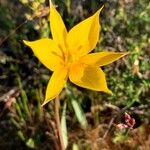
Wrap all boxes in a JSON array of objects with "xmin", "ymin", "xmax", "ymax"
[
  {"xmin": 58, "ymin": 44, "xmax": 83, "ymax": 68},
  {"xmin": 64, "ymin": 51, "xmax": 73, "ymax": 65}
]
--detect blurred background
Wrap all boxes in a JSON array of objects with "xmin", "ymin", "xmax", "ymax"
[{"xmin": 0, "ymin": 0, "xmax": 150, "ymax": 149}]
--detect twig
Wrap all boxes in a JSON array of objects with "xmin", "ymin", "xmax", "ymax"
[
  {"xmin": 0, "ymin": 20, "xmax": 28, "ymax": 46},
  {"xmin": 0, "ymin": 87, "xmax": 20, "ymax": 102},
  {"xmin": 0, "ymin": 87, "xmax": 20, "ymax": 118},
  {"xmin": 102, "ymin": 116, "xmax": 115, "ymax": 139},
  {"xmin": 104, "ymin": 103, "xmax": 120, "ymax": 111},
  {"xmin": 54, "ymin": 96, "xmax": 65, "ymax": 150}
]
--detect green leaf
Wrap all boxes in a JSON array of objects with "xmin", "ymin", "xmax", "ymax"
[
  {"xmin": 65, "ymin": 85, "xmax": 88, "ymax": 129},
  {"xmin": 26, "ymin": 138, "xmax": 35, "ymax": 149},
  {"xmin": 70, "ymin": 97, "xmax": 88, "ymax": 129},
  {"xmin": 61, "ymin": 101, "xmax": 68, "ymax": 149},
  {"xmin": 72, "ymin": 143, "xmax": 79, "ymax": 150}
]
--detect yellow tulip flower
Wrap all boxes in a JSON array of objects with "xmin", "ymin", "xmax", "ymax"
[{"xmin": 23, "ymin": 1, "xmax": 128, "ymax": 106}]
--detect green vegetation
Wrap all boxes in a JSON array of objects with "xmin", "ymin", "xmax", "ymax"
[{"xmin": 0, "ymin": 0, "xmax": 150, "ymax": 149}]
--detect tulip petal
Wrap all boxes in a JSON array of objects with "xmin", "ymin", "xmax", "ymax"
[
  {"xmin": 80, "ymin": 52, "xmax": 128, "ymax": 66},
  {"xmin": 42, "ymin": 66, "xmax": 68, "ymax": 106},
  {"xmin": 23, "ymin": 39, "xmax": 64, "ymax": 71},
  {"xmin": 50, "ymin": 1, "xmax": 67, "ymax": 50},
  {"xmin": 67, "ymin": 7, "xmax": 103, "ymax": 57},
  {"xmin": 69, "ymin": 63, "xmax": 112, "ymax": 94}
]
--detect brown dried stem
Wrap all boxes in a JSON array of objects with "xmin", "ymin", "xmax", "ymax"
[{"xmin": 54, "ymin": 96, "xmax": 65, "ymax": 150}]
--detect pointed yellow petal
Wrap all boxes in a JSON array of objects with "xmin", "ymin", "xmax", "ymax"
[
  {"xmin": 42, "ymin": 66, "xmax": 68, "ymax": 106},
  {"xmin": 80, "ymin": 52, "xmax": 128, "ymax": 66},
  {"xmin": 50, "ymin": 1, "xmax": 67, "ymax": 49},
  {"xmin": 69, "ymin": 63, "xmax": 112, "ymax": 94},
  {"xmin": 67, "ymin": 7, "xmax": 103, "ymax": 57},
  {"xmin": 23, "ymin": 39, "xmax": 64, "ymax": 71}
]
